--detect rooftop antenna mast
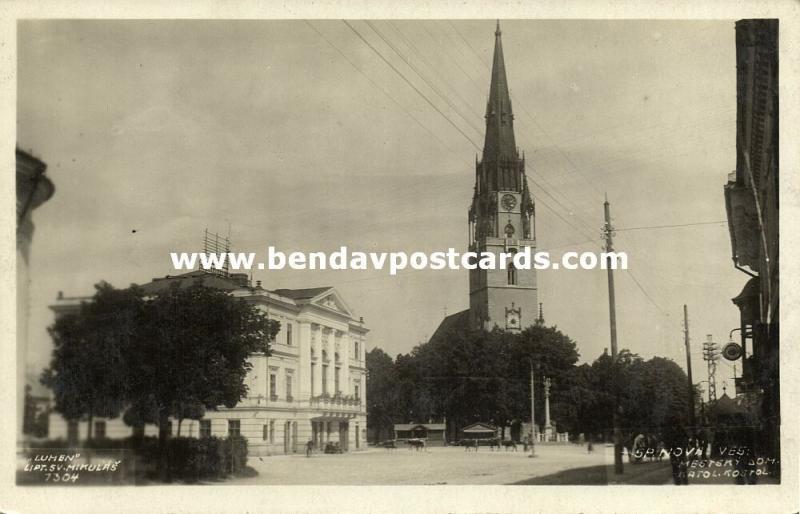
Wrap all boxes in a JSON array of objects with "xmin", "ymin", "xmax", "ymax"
[{"xmin": 203, "ymin": 227, "xmax": 231, "ymax": 278}]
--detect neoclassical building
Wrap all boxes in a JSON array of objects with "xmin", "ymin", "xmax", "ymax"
[{"xmin": 48, "ymin": 270, "xmax": 368, "ymax": 456}]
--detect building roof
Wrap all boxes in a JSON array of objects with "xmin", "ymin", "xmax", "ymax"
[
  {"xmin": 137, "ymin": 270, "xmax": 249, "ymax": 294},
  {"xmin": 461, "ymin": 422, "xmax": 497, "ymax": 433},
  {"xmin": 394, "ymin": 423, "xmax": 446, "ymax": 431},
  {"xmin": 711, "ymin": 393, "xmax": 746, "ymax": 417},
  {"xmin": 272, "ymin": 287, "xmax": 333, "ymax": 300},
  {"xmin": 430, "ymin": 309, "xmax": 470, "ymax": 342}
]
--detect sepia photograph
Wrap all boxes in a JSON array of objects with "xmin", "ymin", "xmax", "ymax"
[{"xmin": 8, "ymin": 5, "xmax": 797, "ymax": 513}]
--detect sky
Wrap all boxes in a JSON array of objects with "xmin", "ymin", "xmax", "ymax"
[{"xmin": 18, "ymin": 19, "xmax": 745, "ymax": 400}]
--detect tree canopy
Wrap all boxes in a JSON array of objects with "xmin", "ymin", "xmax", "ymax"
[
  {"xmin": 42, "ymin": 280, "xmax": 279, "ymax": 442},
  {"xmin": 366, "ymin": 319, "xmax": 691, "ymax": 444}
]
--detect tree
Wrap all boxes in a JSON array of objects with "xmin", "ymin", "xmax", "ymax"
[
  {"xmin": 621, "ymin": 355, "xmax": 690, "ymax": 439},
  {"xmin": 378, "ymin": 321, "xmax": 582, "ymax": 441},
  {"xmin": 42, "ymin": 282, "xmax": 140, "ymax": 439},
  {"xmin": 411, "ymin": 326, "xmax": 508, "ymax": 436},
  {"xmin": 22, "ymin": 385, "xmax": 49, "ymax": 438},
  {"xmin": 365, "ymin": 347, "xmax": 397, "ymax": 442},
  {"xmin": 42, "ymin": 280, "xmax": 279, "ymax": 458},
  {"xmin": 567, "ymin": 350, "xmax": 691, "ymax": 444},
  {"xmin": 505, "ymin": 325, "xmax": 580, "ymax": 435},
  {"xmin": 123, "ymin": 281, "xmax": 279, "ymax": 450}
]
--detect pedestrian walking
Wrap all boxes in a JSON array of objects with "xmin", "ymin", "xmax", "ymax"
[{"xmin": 306, "ymin": 439, "xmax": 313, "ymax": 457}]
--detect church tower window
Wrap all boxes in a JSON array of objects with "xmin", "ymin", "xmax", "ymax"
[{"xmin": 508, "ymin": 262, "xmax": 517, "ymax": 285}]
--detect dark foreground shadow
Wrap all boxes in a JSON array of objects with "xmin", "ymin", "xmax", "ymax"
[{"xmin": 510, "ymin": 461, "xmax": 671, "ymax": 485}]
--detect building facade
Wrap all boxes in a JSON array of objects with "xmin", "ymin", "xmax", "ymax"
[
  {"xmin": 723, "ymin": 19, "xmax": 779, "ymax": 475},
  {"xmin": 16, "ymin": 148, "xmax": 55, "ymax": 442},
  {"xmin": 393, "ymin": 423, "xmax": 447, "ymax": 446},
  {"xmin": 48, "ymin": 270, "xmax": 368, "ymax": 456}
]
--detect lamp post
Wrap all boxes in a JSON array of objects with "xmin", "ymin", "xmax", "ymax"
[{"xmin": 529, "ymin": 359, "xmax": 536, "ymax": 458}]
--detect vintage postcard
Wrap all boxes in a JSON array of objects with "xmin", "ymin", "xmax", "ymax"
[{"xmin": 4, "ymin": 1, "xmax": 798, "ymax": 513}]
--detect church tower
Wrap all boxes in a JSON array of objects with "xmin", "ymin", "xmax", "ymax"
[{"xmin": 468, "ymin": 22, "xmax": 537, "ymax": 332}]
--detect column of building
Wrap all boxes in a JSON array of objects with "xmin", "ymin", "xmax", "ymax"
[
  {"xmin": 308, "ymin": 323, "xmax": 321, "ymax": 448},
  {"xmin": 311, "ymin": 324, "xmax": 322, "ymax": 397},
  {"xmin": 322, "ymin": 327, "xmax": 334, "ymax": 397}
]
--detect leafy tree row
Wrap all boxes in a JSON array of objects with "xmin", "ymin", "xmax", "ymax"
[{"xmin": 366, "ymin": 321, "xmax": 691, "ymax": 444}]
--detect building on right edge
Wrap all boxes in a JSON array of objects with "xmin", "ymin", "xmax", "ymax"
[{"xmin": 723, "ymin": 18, "xmax": 779, "ymax": 477}]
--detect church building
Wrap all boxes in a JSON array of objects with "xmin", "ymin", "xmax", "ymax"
[{"xmin": 435, "ymin": 23, "xmax": 538, "ymax": 338}]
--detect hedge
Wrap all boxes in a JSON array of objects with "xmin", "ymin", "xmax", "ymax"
[{"xmin": 23, "ymin": 435, "xmax": 249, "ymax": 483}]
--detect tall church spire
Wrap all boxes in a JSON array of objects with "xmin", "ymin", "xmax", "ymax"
[
  {"xmin": 467, "ymin": 22, "xmax": 537, "ymax": 333},
  {"xmin": 483, "ymin": 20, "xmax": 517, "ymax": 164}
]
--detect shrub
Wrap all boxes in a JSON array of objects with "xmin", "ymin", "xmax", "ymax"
[
  {"xmin": 161, "ymin": 435, "xmax": 247, "ymax": 482},
  {"xmin": 24, "ymin": 434, "xmax": 249, "ymax": 482},
  {"xmin": 220, "ymin": 435, "xmax": 248, "ymax": 475},
  {"xmin": 25, "ymin": 438, "xmax": 72, "ymax": 449}
]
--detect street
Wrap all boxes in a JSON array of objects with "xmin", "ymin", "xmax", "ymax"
[{"xmin": 226, "ymin": 443, "xmax": 668, "ymax": 485}]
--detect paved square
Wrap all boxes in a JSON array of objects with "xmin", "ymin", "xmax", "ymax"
[{"xmin": 229, "ymin": 444, "xmax": 615, "ymax": 485}]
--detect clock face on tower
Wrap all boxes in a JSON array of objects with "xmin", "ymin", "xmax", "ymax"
[
  {"xmin": 501, "ymin": 194, "xmax": 517, "ymax": 211},
  {"xmin": 505, "ymin": 308, "xmax": 520, "ymax": 330}
]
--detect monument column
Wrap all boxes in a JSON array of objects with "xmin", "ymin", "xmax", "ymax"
[{"xmin": 544, "ymin": 377, "xmax": 553, "ymax": 441}]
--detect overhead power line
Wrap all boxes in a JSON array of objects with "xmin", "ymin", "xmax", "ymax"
[
  {"xmin": 303, "ymin": 21, "xmax": 457, "ymax": 155},
  {"xmin": 615, "ymin": 221, "xmax": 728, "ymax": 232},
  {"xmin": 446, "ymin": 20, "xmax": 604, "ymax": 197},
  {"xmin": 342, "ymin": 20, "xmax": 483, "ymax": 151},
  {"xmin": 365, "ymin": 20, "xmax": 485, "ymax": 139},
  {"xmin": 341, "ymin": 20, "xmax": 601, "ymax": 245}
]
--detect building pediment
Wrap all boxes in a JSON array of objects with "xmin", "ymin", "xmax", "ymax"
[{"xmin": 309, "ymin": 289, "xmax": 354, "ymax": 318}]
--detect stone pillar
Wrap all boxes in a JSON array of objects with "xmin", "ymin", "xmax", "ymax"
[
  {"xmin": 544, "ymin": 377, "xmax": 553, "ymax": 441},
  {"xmin": 299, "ymin": 322, "xmax": 311, "ymax": 399},
  {"xmin": 311, "ymin": 324, "xmax": 322, "ymax": 397}
]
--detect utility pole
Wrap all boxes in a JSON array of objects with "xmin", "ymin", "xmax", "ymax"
[
  {"xmin": 529, "ymin": 359, "xmax": 536, "ymax": 458},
  {"xmin": 702, "ymin": 334, "xmax": 719, "ymax": 403},
  {"xmin": 683, "ymin": 305, "xmax": 696, "ymax": 430},
  {"xmin": 603, "ymin": 196, "xmax": 623, "ymax": 474}
]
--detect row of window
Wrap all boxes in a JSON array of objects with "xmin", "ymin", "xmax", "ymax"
[
  {"xmin": 309, "ymin": 363, "xmax": 360, "ymax": 399},
  {"xmin": 73, "ymin": 418, "xmax": 355, "ymax": 443},
  {"xmin": 279, "ymin": 321, "xmax": 363, "ymax": 362},
  {"xmin": 268, "ymin": 372, "xmax": 293, "ymax": 401},
  {"xmin": 200, "ymin": 419, "xmax": 239, "ymax": 438},
  {"xmin": 203, "ymin": 419, "xmax": 285, "ymax": 443},
  {"xmin": 265, "ymin": 367, "xmax": 361, "ymax": 401}
]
